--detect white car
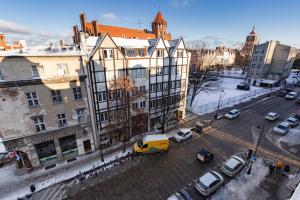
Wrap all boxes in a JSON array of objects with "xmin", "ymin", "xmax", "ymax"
[
  {"xmin": 220, "ymin": 155, "xmax": 246, "ymax": 177},
  {"xmin": 173, "ymin": 128, "xmax": 192, "ymax": 143},
  {"xmin": 286, "ymin": 117, "xmax": 299, "ymax": 127},
  {"xmin": 273, "ymin": 122, "xmax": 291, "ymax": 135},
  {"xmin": 195, "ymin": 171, "xmax": 224, "ymax": 196},
  {"xmin": 265, "ymin": 112, "xmax": 279, "ymax": 121},
  {"xmin": 224, "ymin": 109, "xmax": 240, "ymax": 119},
  {"xmin": 285, "ymin": 92, "xmax": 297, "ymax": 100}
]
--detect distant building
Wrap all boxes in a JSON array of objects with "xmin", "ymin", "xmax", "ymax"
[
  {"xmin": 189, "ymin": 46, "xmax": 235, "ymax": 72},
  {"xmin": 0, "ymin": 45, "xmax": 95, "ymax": 167},
  {"xmin": 292, "ymin": 49, "xmax": 300, "ymax": 69},
  {"xmin": 247, "ymin": 40, "xmax": 296, "ymax": 86},
  {"xmin": 72, "ymin": 11, "xmax": 172, "ymax": 44},
  {"xmin": 242, "ymin": 26, "xmax": 259, "ymax": 59},
  {"xmin": 0, "ymin": 33, "xmax": 24, "ymax": 51}
]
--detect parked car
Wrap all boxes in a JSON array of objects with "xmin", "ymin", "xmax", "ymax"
[
  {"xmin": 273, "ymin": 122, "xmax": 291, "ymax": 135},
  {"xmin": 225, "ymin": 109, "xmax": 240, "ymax": 120},
  {"xmin": 195, "ymin": 171, "xmax": 224, "ymax": 196},
  {"xmin": 167, "ymin": 189, "xmax": 192, "ymax": 200},
  {"xmin": 133, "ymin": 134, "xmax": 169, "ymax": 154},
  {"xmin": 172, "ymin": 128, "xmax": 192, "ymax": 143},
  {"xmin": 193, "ymin": 120, "xmax": 212, "ymax": 133},
  {"xmin": 285, "ymin": 87, "xmax": 294, "ymax": 93},
  {"xmin": 286, "ymin": 117, "xmax": 299, "ymax": 127},
  {"xmin": 237, "ymin": 83, "xmax": 250, "ymax": 91},
  {"xmin": 285, "ymin": 92, "xmax": 297, "ymax": 100},
  {"xmin": 197, "ymin": 149, "xmax": 214, "ymax": 163},
  {"xmin": 277, "ymin": 90, "xmax": 288, "ymax": 97},
  {"xmin": 220, "ymin": 155, "xmax": 246, "ymax": 177},
  {"xmin": 265, "ymin": 112, "xmax": 279, "ymax": 121}
]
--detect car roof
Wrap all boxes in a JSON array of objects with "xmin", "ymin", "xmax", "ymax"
[
  {"xmin": 230, "ymin": 109, "xmax": 239, "ymax": 113},
  {"xmin": 267, "ymin": 112, "xmax": 277, "ymax": 116},
  {"xmin": 143, "ymin": 134, "xmax": 168, "ymax": 142},
  {"xmin": 179, "ymin": 128, "xmax": 190, "ymax": 134},
  {"xmin": 278, "ymin": 122, "xmax": 290, "ymax": 127},
  {"xmin": 287, "ymin": 117, "xmax": 297, "ymax": 121},
  {"xmin": 288, "ymin": 92, "xmax": 297, "ymax": 94},
  {"xmin": 225, "ymin": 156, "xmax": 244, "ymax": 169},
  {"xmin": 199, "ymin": 171, "xmax": 220, "ymax": 186}
]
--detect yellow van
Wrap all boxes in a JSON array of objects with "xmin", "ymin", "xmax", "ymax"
[{"xmin": 133, "ymin": 134, "xmax": 169, "ymax": 154}]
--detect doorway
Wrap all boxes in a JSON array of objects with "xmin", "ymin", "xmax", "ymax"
[{"xmin": 83, "ymin": 140, "xmax": 92, "ymax": 153}]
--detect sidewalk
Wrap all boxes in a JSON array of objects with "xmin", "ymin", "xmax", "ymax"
[{"xmin": 0, "ymin": 141, "xmax": 134, "ymax": 200}]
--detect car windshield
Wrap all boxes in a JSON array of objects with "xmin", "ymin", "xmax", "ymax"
[
  {"xmin": 277, "ymin": 125, "xmax": 287, "ymax": 130},
  {"xmin": 174, "ymin": 192, "xmax": 186, "ymax": 200},
  {"xmin": 224, "ymin": 164, "xmax": 234, "ymax": 172},
  {"xmin": 137, "ymin": 140, "xmax": 143, "ymax": 148},
  {"xmin": 228, "ymin": 111, "xmax": 236, "ymax": 115},
  {"xmin": 197, "ymin": 179, "xmax": 208, "ymax": 190},
  {"xmin": 177, "ymin": 131, "xmax": 184, "ymax": 136}
]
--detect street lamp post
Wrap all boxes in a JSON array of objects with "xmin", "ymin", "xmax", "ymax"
[
  {"xmin": 215, "ymin": 88, "xmax": 224, "ymax": 119},
  {"xmin": 247, "ymin": 121, "xmax": 265, "ymax": 175}
]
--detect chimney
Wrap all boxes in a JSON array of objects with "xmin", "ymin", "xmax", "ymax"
[
  {"xmin": 80, "ymin": 13, "xmax": 87, "ymax": 33},
  {"xmin": 91, "ymin": 20, "xmax": 98, "ymax": 36},
  {"xmin": 73, "ymin": 25, "xmax": 79, "ymax": 44}
]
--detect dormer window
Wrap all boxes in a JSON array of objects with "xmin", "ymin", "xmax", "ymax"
[
  {"xmin": 126, "ymin": 49, "xmax": 136, "ymax": 57},
  {"xmin": 125, "ymin": 48, "xmax": 147, "ymax": 57}
]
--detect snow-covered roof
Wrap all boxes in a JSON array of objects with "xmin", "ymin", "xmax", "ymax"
[
  {"xmin": 178, "ymin": 128, "xmax": 191, "ymax": 134},
  {"xmin": 267, "ymin": 112, "xmax": 278, "ymax": 116},
  {"xmin": 0, "ymin": 45, "xmax": 83, "ymax": 57},
  {"xmin": 278, "ymin": 121, "xmax": 290, "ymax": 127},
  {"xmin": 199, "ymin": 171, "xmax": 219, "ymax": 187},
  {"xmin": 113, "ymin": 37, "xmax": 150, "ymax": 48},
  {"xmin": 287, "ymin": 117, "xmax": 298, "ymax": 122},
  {"xmin": 142, "ymin": 134, "xmax": 168, "ymax": 142},
  {"xmin": 85, "ymin": 36, "xmax": 100, "ymax": 47},
  {"xmin": 225, "ymin": 156, "xmax": 244, "ymax": 169}
]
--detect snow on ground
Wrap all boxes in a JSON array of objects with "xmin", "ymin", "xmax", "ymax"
[
  {"xmin": 0, "ymin": 138, "xmax": 6, "ymax": 153},
  {"xmin": 187, "ymin": 77, "xmax": 272, "ymax": 114},
  {"xmin": 280, "ymin": 127, "xmax": 300, "ymax": 147},
  {"xmin": 212, "ymin": 158, "xmax": 269, "ymax": 200},
  {"xmin": 0, "ymin": 147, "xmax": 132, "ymax": 200},
  {"xmin": 286, "ymin": 70, "xmax": 300, "ymax": 84}
]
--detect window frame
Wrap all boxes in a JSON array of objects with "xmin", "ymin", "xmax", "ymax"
[
  {"xmin": 57, "ymin": 113, "xmax": 67, "ymax": 127},
  {"xmin": 26, "ymin": 92, "xmax": 39, "ymax": 107},
  {"xmin": 51, "ymin": 90, "xmax": 63, "ymax": 103},
  {"xmin": 72, "ymin": 87, "xmax": 82, "ymax": 100},
  {"xmin": 32, "ymin": 116, "xmax": 46, "ymax": 132}
]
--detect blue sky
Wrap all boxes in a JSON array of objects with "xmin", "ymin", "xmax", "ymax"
[{"xmin": 0, "ymin": 0, "xmax": 299, "ymax": 48}]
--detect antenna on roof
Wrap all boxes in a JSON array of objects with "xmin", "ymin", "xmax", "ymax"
[{"xmin": 138, "ymin": 18, "xmax": 144, "ymax": 29}]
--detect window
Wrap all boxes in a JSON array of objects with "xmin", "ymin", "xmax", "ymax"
[
  {"xmin": 140, "ymin": 85, "xmax": 146, "ymax": 92},
  {"xmin": 138, "ymin": 49, "xmax": 146, "ymax": 57},
  {"xmin": 157, "ymin": 49, "xmax": 164, "ymax": 57},
  {"xmin": 132, "ymin": 102, "xmax": 138, "ymax": 110},
  {"xmin": 76, "ymin": 108, "xmax": 85, "ymax": 123},
  {"xmin": 95, "ymin": 71, "xmax": 105, "ymax": 82},
  {"xmin": 51, "ymin": 90, "xmax": 62, "ymax": 103},
  {"xmin": 110, "ymin": 110, "xmax": 117, "ymax": 120},
  {"xmin": 171, "ymin": 66, "xmax": 176, "ymax": 74},
  {"xmin": 150, "ymin": 68, "xmax": 156, "ymax": 75},
  {"xmin": 140, "ymin": 101, "xmax": 146, "ymax": 108},
  {"xmin": 57, "ymin": 113, "xmax": 67, "ymax": 127},
  {"xmin": 157, "ymin": 83, "xmax": 163, "ymax": 91},
  {"xmin": 126, "ymin": 49, "xmax": 136, "ymax": 57},
  {"xmin": 26, "ymin": 92, "xmax": 39, "ymax": 107},
  {"xmin": 57, "ymin": 64, "xmax": 69, "ymax": 75},
  {"xmin": 163, "ymin": 67, "xmax": 169, "ymax": 75},
  {"xmin": 103, "ymin": 49, "xmax": 113, "ymax": 59},
  {"xmin": 171, "ymin": 81, "xmax": 176, "ymax": 89},
  {"xmin": 100, "ymin": 112, "xmax": 108, "ymax": 122},
  {"xmin": 136, "ymin": 69, "xmax": 145, "ymax": 77},
  {"xmin": 163, "ymin": 82, "xmax": 168, "ymax": 90},
  {"xmin": 177, "ymin": 66, "xmax": 181, "ymax": 74},
  {"xmin": 118, "ymin": 69, "xmax": 125, "ymax": 77},
  {"xmin": 157, "ymin": 67, "xmax": 163, "ymax": 75},
  {"xmin": 98, "ymin": 92, "xmax": 107, "ymax": 102},
  {"xmin": 182, "ymin": 65, "xmax": 186, "ymax": 73},
  {"xmin": 31, "ymin": 65, "xmax": 40, "ymax": 78},
  {"xmin": 176, "ymin": 80, "xmax": 181, "ymax": 88},
  {"xmin": 32, "ymin": 116, "xmax": 46, "ymax": 132},
  {"xmin": 177, "ymin": 51, "xmax": 183, "ymax": 57},
  {"xmin": 72, "ymin": 87, "xmax": 82, "ymax": 100},
  {"xmin": 150, "ymin": 84, "xmax": 156, "ymax": 92}
]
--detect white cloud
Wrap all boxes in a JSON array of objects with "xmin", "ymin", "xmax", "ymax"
[
  {"xmin": 102, "ymin": 13, "xmax": 119, "ymax": 22},
  {"xmin": 169, "ymin": 0, "xmax": 194, "ymax": 7},
  {"xmin": 186, "ymin": 35, "xmax": 244, "ymax": 49},
  {"xmin": 0, "ymin": 19, "xmax": 32, "ymax": 35}
]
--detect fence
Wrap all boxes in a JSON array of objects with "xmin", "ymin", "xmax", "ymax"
[{"xmin": 187, "ymin": 88, "xmax": 276, "ymax": 115}]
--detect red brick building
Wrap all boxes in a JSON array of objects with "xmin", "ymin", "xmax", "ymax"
[
  {"xmin": 0, "ymin": 33, "xmax": 23, "ymax": 51},
  {"xmin": 73, "ymin": 11, "xmax": 172, "ymax": 44}
]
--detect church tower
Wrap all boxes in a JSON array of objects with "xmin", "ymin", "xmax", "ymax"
[
  {"xmin": 243, "ymin": 26, "xmax": 259, "ymax": 58},
  {"xmin": 152, "ymin": 11, "xmax": 168, "ymax": 39}
]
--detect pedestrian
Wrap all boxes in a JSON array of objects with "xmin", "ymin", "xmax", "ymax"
[
  {"xmin": 247, "ymin": 149, "xmax": 253, "ymax": 160},
  {"xmin": 276, "ymin": 160, "xmax": 284, "ymax": 174},
  {"xmin": 284, "ymin": 164, "xmax": 290, "ymax": 173},
  {"xmin": 269, "ymin": 163, "xmax": 275, "ymax": 175}
]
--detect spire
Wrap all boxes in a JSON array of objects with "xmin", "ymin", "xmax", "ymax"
[
  {"xmin": 153, "ymin": 11, "xmax": 166, "ymax": 23},
  {"xmin": 250, "ymin": 25, "xmax": 256, "ymax": 34}
]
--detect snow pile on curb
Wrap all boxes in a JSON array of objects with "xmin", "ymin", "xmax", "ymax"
[{"xmin": 212, "ymin": 158, "xmax": 269, "ymax": 200}]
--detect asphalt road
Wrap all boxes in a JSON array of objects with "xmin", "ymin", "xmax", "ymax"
[{"xmin": 68, "ymin": 94, "xmax": 300, "ymax": 200}]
